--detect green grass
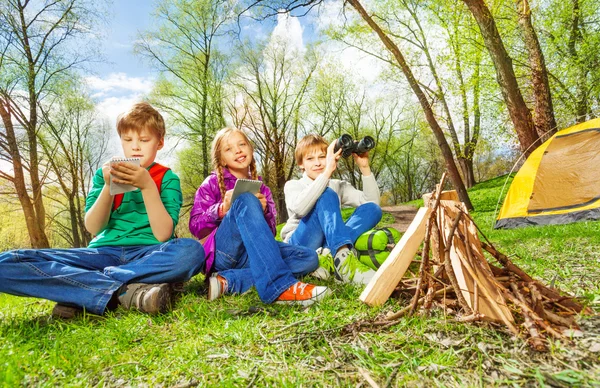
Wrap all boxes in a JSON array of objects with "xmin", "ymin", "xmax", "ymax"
[{"xmin": 1, "ymin": 175, "xmax": 599, "ymax": 386}]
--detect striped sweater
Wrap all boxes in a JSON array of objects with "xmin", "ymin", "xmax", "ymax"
[{"xmin": 85, "ymin": 163, "xmax": 182, "ymax": 248}]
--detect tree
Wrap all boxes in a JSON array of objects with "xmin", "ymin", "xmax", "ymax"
[
  {"xmin": 38, "ymin": 89, "xmax": 110, "ymax": 247},
  {"xmin": 344, "ymin": 0, "xmax": 473, "ymax": 210},
  {"xmin": 249, "ymin": 0, "xmax": 473, "ymax": 209},
  {"xmin": 229, "ymin": 33, "xmax": 317, "ymax": 221},
  {"xmin": 431, "ymin": 0, "xmax": 484, "ymax": 187},
  {"xmin": 514, "ymin": 0, "xmax": 557, "ymax": 138},
  {"xmin": 136, "ymin": 0, "xmax": 237, "ymax": 179},
  {"xmin": 539, "ymin": 0, "xmax": 600, "ymax": 123},
  {"xmin": 461, "ymin": 0, "xmax": 540, "ymax": 155},
  {"xmin": 0, "ymin": 0, "xmax": 99, "ymax": 248}
]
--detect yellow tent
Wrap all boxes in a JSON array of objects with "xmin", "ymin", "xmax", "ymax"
[{"xmin": 495, "ymin": 118, "xmax": 600, "ymax": 229}]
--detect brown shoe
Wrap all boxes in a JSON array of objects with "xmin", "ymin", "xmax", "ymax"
[
  {"xmin": 52, "ymin": 303, "xmax": 83, "ymax": 319},
  {"xmin": 117, "ymin": 283, "xmax": 171, "ymax": 314}
]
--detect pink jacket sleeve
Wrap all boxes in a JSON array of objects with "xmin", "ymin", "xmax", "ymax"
[
  {"xmin": 189, "ymin": 178, "xmax": 222, "ymax": 240},
  {"xmin": 262, "ymin": 184, "xmax": 277, "ymax": 236}
]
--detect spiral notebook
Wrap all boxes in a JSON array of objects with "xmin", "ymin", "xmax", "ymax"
[
  {"xmin": 109, "ymin": 157, "xmax": 141, "ymax": 195},
  {"xmin": 231, "ymin": 179, "xmax": 262, "ymax": 203}
]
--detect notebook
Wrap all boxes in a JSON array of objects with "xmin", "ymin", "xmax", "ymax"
[
  {"xmin": 231, "ymin": 179, "xmax": 262, "ymax": 203},
  {"xmin": 109, "ymin": 157, "xmax": 141, "ymax": 195}
]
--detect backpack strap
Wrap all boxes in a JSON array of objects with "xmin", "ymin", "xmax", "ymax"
[
  {"xmin": 366, "ymin": 231, "xmax": 381, "ymax": 269},
  {"xmin": 112, "ymin": 163, "xmax": 171, "ymax": 211},
  {"xmin": 377, "ymin": 227, "xmax": 396, "ymax": 247}
]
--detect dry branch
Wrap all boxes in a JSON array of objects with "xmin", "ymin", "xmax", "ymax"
[{"xmin": 374, "ymin": 178, "xmax": 589, "ymax": 351}]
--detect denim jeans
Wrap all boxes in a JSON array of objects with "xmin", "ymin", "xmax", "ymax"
[
  {"xmin": 214, "ymin": 193, "xmax": 318, "ymax": 303},
  {"xmin": 288, "ymin": 188, "xmax": 382, "ymax": 254},
  {"xmin": 0, "ymin": 238, "xmax": 205, "ymax": 315}
]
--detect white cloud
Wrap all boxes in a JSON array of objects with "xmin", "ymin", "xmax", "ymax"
[
  {"xmin": 85, "ymin": 72, "xmax": 154, "ymax": 97},
  {"xmin": 270, "ymin": 12, "xmax": 305, "ymax": 55},
  {"xmin": 312, "ymin": 3, "xmax": 387, "ymax": 90},
  {"xmin": 314, "ymin": 1, "xmax": 347, "ymax": 33}
]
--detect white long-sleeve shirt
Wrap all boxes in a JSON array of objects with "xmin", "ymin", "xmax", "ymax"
[{"xmin": 281, "ymin": 172, "xmax": 380, "ymax": 242}]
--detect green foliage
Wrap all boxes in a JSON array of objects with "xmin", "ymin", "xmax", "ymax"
[
  {"xmin": 0, "ymin": 202, "xmax": 30, "ymax": 251},
  {"xmin": 1, "ymin": 174, "xmax": 599, "ymax": 385}
]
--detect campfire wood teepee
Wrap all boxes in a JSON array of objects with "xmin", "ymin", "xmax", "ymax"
[{"xmin": 360, "ymin": 175, "xmax": 591, "ymax": 351}]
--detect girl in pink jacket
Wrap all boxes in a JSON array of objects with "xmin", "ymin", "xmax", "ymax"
[{"xmin": 189, "ymin": 127, "xmax": 328, "ymax": 306}]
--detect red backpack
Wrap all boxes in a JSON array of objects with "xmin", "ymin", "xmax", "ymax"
[{"xmin": 112, "ymin": 163, "xmax": 171, "ymax": 211}]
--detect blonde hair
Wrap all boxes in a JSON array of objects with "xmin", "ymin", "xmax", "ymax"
[
  {"xmin": 116, "ymin": 102, "xmax": 166, "ymax": 139},
  {"xmin": 211, "ymin": 127, "xmax": 258, "ymax": 198},
  {"xmin": 295, "ymin": 134, "xmax": 328, "ymax": 166}
]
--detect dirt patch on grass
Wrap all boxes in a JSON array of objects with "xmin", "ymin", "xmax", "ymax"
[{"xmin": 381, "ymin": 205, "xmax": 419, "ymax": 232}]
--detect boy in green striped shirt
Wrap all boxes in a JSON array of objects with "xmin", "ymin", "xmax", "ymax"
[{"xmin": 0, "ymin": 102, "xmax": 205, "ymax": 317}]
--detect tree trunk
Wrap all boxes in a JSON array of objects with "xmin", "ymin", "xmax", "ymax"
[
  {"xmin": 0, "ymin": 100, "xmax": 50, "ymax": 248},
  {"xmin": 452, "ymin": 23, "xmax": 476, "ymax": 188},
  {"xmin": 462, "ymin": 0, "xmax": 539, "ymax": 156},
  {"xmin": 515, "ymin": 0, "xmax": 557, "ymax": 139},
  {"xmin": 567, "ymin": 0, "xmax": 588, "ymax": 123},
  {"xmin": 465, "ymin": 44, "xmax": 482, "ymax": 188},
  {"xmin": 68, "ymin": 196, "xmax": 82, "ymax": 247},
  {"xmin": 347, "ymin": 0, "xmax": 473, "ymax": 210}
]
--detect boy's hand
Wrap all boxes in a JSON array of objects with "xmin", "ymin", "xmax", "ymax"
[
  {"xmin": 221, "ymin": 189, "xmax": 233, "ymax": 215},
  {"xmin": 255, "ymin": 193, "xmax": 267, "ymax": 212},
  {"xmin": 325, "ymin": 141, "xmax": 342, "ymax": 176},
  {"xmin": 110, "ymin": 162, "xmax": 153, "ymax": 190},
  {"xmin": 101, "ymin": 161, "xmax": 111, "ymax": 185},
  {"xmin": 352, "ymin": 151, "xmax": 372, "ymax": 175}
]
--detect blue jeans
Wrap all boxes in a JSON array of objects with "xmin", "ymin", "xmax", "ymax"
[
  {"xmin": 0, "ymin": 238, "xmax": 204, "ymax": 315},
  {"xmin": 288, "ymin": 188, "xmax": 382, "ymax": 253},
  {"xmin": 214, "ymin": 193, "xmax": 318, "ymax": 303}
]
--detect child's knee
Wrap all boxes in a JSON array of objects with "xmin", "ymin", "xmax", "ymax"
[
  {"xmin": 175, "ymin": 238, "xmax": 206, "ymax": 274},
  {"xmin": 233, "ymin": 192, "xmax": 262, "ymax": 211},
  {"xmin": 316, "ymin": 188, "xmax": 340, "ymax": 207},
  {"xmin": 363, "ymin": 202, "xmax": 382, "ymax": 220}
]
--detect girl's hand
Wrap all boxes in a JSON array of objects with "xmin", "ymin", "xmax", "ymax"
[
  {"xmin": 110, "ymin": 162, "xmax": 153, "ymax": 191},
  {"xmin": 221, "ymin": 189, "xmax": 233, "ymax": 215},
  {"xmin": 255, "ymin": 193, "xmax": 267, "ymax": 212},
  {"xmin": 325, "ymin": 141, "xmax": 342, "ymax": 176}
]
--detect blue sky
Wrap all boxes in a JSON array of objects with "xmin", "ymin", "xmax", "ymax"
[
  {"xmin": 86, "ymin": 1, "xmax": 383, "ymax": 159},
  {"xmin": 98, "ymin": 0, "xmax": 155, "ymax": 79}
]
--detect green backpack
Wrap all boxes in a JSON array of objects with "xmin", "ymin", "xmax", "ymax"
[{"xmin": 354, "ymin": 227, "xmax": 401, "ymax": 270}]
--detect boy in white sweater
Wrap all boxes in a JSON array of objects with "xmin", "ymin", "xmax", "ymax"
[{"xmin": 281, "ymin": 134, "xmax": 382, "ymax": 284}]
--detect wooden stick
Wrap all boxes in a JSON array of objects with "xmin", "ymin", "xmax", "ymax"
[
  {"xmin": 360, "ymin": 207, "xmax": 430, "ymax": 306},
  {"xmin": 481, "ymin": 241, "xmax": 589, "ymax": 314},
  {"xmin": 409, "ymin": 173, "xmax": 448, "ymax": 315},
  {"xmin": 510, "ymin": 282, "xmax": 547, "ymax": 351},
  {"xmin": 456, "ymin": 313, "xmax": 486, "ymax": 322},
  {"xmin": 496, "ymin": 281, "xmax": 569, "ymax": 342},
  {"xmin": 529, "ymin": 282, "xmax": 545, "ymax": 317},
  {"xmin": 463, "ymin": 221, "xmax": 478, "ymax": 314},
  {"xmin": 453, "ymin": 239, "xmax": 519, "ymax": 334},
  {"xmin": 386, "ymin": 285, "xmax": 453, "ymax": 320},
  {"xmin": 443, "ymin": 211, "xmax": 473, "ymax": 315},
  {"xmin": 461, "ymin": 211, "xmax": 589, "ymax": 315}
]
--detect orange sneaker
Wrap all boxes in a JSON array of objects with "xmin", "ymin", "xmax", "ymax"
[
  {"xmin": 207, "ymin": 273, "xmax": 228, "ymax": 301},
  {"xmin": 275, "ymin": 282, "xmax": 330, "ymax": 306}
]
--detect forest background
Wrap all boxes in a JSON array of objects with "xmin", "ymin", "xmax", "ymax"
[{"xmin": 1, "ymin": 0, "xmax": 599, "ymax": 250}]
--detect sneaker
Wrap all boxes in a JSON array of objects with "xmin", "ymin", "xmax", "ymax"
[
  {"xmin": 117, "ymin": 283, "xmax": 170, "ymax": 314},
  {"xmin": 333, "ymin": 248, "xmax": 376, "ymax": 285},
  {"xmin": 52, "ymin": 303, "xmax": 83, "ymax": 319},
  {"xmin": 310, "ymin": 248, "xmax": 334, "ymax": 280},
  {"xmin": 275, "ymin": 282, "xmax": 330, "ymax": 306},
  {"xmin": 207, "ymin": 273, "xmax": 228, "ymax": 301}
]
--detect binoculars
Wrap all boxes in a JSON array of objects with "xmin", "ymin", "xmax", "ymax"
[{"xmin": 333, "ymin": 134, "xmax": 375, "ymax": 158}]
